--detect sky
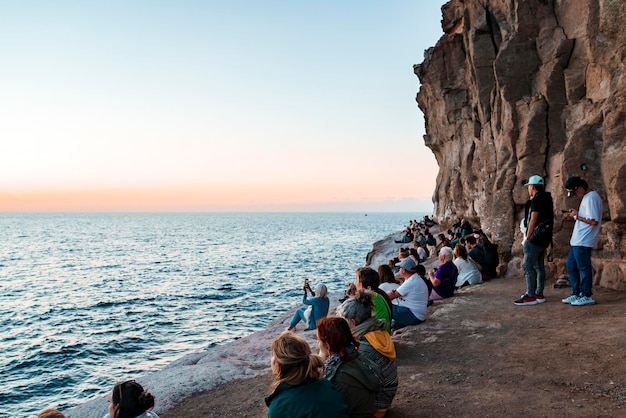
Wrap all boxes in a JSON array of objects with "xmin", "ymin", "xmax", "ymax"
[{"xmin": 0, "ymin": 1, "xmax": 445, "ymax": 212}]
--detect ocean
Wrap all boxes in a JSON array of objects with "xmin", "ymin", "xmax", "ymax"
[{"xmin": 0, "ymin": 212, "xmax": 421, "ymax": 417}]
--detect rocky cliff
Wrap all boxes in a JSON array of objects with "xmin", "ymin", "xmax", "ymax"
[{"xmin": 415, "ymin": 0, "xmax": 626, "ymax": 288}]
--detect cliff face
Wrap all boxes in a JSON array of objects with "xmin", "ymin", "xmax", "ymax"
[{"xmin": 415, "ymin": 0, "xmax": 626, "ymax": 288}]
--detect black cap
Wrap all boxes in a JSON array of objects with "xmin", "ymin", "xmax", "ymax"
[{"xmin": 564, "ymin": 176, "xmax": 587, "ymax": 197}]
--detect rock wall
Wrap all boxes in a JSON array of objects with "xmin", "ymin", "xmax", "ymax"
[{"xmin": 415, "ymin": 0, "xmax": 626, "ymax": 288}]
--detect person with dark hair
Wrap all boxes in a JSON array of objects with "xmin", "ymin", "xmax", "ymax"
[
  {"xmin": 454, "ymin": 244, "xmax": 483, "ymax": 288},
  {"xmin": 515, "ymin": 175, "xmax": 554, "ymax": 306},
  {"xmin": 102, "ymin": 380, "xmax": 158, "ymax": 418},
  {"xmin": 460, "ymin": 218, "xmax": 473, "ymax": 237},
  {"xmin": 317, "ymin": 317, "xmax": 382, "ymax": 418},
  {"xmin": 387, "ymin": 258, "xmax": 399, "ymax": 275},
  {"xmin": 414, "ymin": 241, "xmax": 428, "ymax": 261},
  {"xmin": 265, "ymin": 332, "xmax": 349, "ymax": 418},
  {"xmin": 38, "ymin": 409, "xmax": 66, "ymax": 418},
  {"xmin": 386, "ymin": 258, "xmax": 429, "ymax": 329},
  {"xmin": 337, "ymin": 290, "xmax": 398, "ymax": 418},
  {"xmin": 287, "ymin": 283, "xmax": 329, "ymax": 331},
  {"xmin": 377, "ymin": 264, "xmax": 400, "ymax": 295},
  {"xmin": 435, "ymin": 233, "xmax": 451, "ymax": 254},
  {"xmin": 394, "ymin": 227, "xmax": 413, "ymax": 243},
  {"xmin": 354, "ymin": 267, "xmax": 392, "ymax": 333},
  {"xmin": 466, "ymin": 235, "xmax": 489, "ymax": 280},
  {"xmin": 562, "ymin": 176, "xmax": 603, "ymax": 306}
]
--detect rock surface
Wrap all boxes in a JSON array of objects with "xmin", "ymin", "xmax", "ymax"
[{"xmin": 415, "ymin": 0, "xmax": 626, "ymax": 287}]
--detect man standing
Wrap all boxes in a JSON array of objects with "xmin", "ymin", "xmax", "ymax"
[
  {"xmin": 386, "ymin": 258, "xmax": 428, "ymax": 330},
  {"xmin": 562, "ymin": 176, "xmax": 602, "ymax": 306},
  {"xmin": 515, "ymin": 175, "xmax": 554, "ymax": 306}
]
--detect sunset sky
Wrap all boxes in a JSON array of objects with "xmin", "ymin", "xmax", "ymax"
[{"xmin": 0, "ymin": 1, "xmax": 444, "ymax": 212}]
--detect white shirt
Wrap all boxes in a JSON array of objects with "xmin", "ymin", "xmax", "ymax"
[
  {"xmin": 395, "ymin": 273, "xmax": 429, "ymax": 321},
  {"xmin": 379, "ymin": 282, "xmax": 401, "ymax": 305},
  {"xmin": 454, "ymin": 257, "xmax": 483, "ymax": 287},
  {"xmin": 570, "ymin": 190, "xmax": 602, "ymax": 248}
]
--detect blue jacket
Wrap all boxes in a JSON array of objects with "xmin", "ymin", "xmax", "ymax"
[{"xmin": 302, "ymin": 293, "xmax": 329, "ymax": 330}]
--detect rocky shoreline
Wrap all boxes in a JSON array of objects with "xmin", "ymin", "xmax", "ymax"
[
  {"xmin": 68, "ymin": 226, "xmax": 626, "ymax": 417},
  {"xmin": 159, "ymin": 264, "xmax": 626, "ymax": 418},
  {"xmin": 66, "ymin": 229, "xmax": 412, "ymax": 418}
]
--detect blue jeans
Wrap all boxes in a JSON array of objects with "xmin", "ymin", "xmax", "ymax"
[
  {"xmin": 289, "ymin": 308, "xmax": 307, "ymax": 328},
  {"xmin": 522, "ymin": 240, "xmax": 546, "ymax": 296},
  {"xmin": 391, "ymin": 305, "xmax": 423, "ymax": 329},
  {"xmin": 566, "ymin": 246, "xmax": 593, "ymax": 297}
]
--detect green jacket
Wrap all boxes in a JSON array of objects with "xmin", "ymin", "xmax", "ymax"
[
  {"xmin": 265, "ymin": 377, "xmax": 349, "ymax": 418},
  {"xmin": 325, "ymin": 350, "xmax": 383, "ymax": 418}
]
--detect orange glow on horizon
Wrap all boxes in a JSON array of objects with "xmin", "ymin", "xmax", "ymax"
[{"xmin": 0, "ymin": 183, "xmax": 429, "ymax": 212}]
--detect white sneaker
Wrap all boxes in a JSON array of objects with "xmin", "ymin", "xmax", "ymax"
[
  {"xmin": 561, "ymin": 294, "xmax": 579, "ymax": 304},
  {"xmin": 571, "ymin": 295, "xmax": 596, "ymax": 306}
]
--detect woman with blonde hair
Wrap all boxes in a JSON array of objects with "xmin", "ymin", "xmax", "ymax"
[{"xmin": 265, "ymin": 332, "xmax": 348, "ymax": 418}]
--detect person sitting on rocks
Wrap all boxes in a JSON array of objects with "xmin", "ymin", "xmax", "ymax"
[
  {"xmin": 354, "ymin": 267, "xmax": 392, "ymax": 333},
  {"xmin": 287, "ymin": 283, "xmax": 329, "ymax": 331},
  {"xmin": 460, "ymin": 218, "xmax": 473, "ymax": 237},
  {"xmin": 337, "ymin": 290, "xmax": 398, "ymax": 418},
  {"xmin": 377, "ymin": 264, "xmax": 400, "ymax": 294},
  {"xmin": 425, "ymin": 233, "xmax": 437, "ymax": 257},
  {"xmin": 317, "ymin": 317, "xmax": 382, "ymax": 418},
  {"xmin": 394, "ymin": 227, "xmax": 414, "ymax": 243},
  {"xmin": 102, "ymin": 380, "xmax": 159, "ymax": 418},
  {"xmin": 423, "ymin": 215, "xmax": 437, "ymax": 227},
  {"xmin": 450, "ymin": 232, "xmax": 462, "ymax": 248},
  {"xmin": 265, "ymin": 332, "xmax": 349, "ymax": 418},
  {"xmin": 414, "ymin": 241, "xmax": 428, "ymax": 261},
  {"xmin": 428, "ymin": 247, "xmax": 458, "ymax": 301},
  {"xmin": 453, "ymin": 244, "xmax": 483, "ymax": 288},
  {"xmin": 435, "ymin": 233, "xmax": 452, "ymax": 254},
  {"xmin": 465, "ymin": 235, "xmax": 489, "ymax": 280},
  {"xmin": 408, "ymin": 248, "xmax": 421, "ymax": 266},
  {"xmin": 386, "ymin": 258, "xmax": 429, "ymax": 329},
  {"xmin": 387, "ymin": 258, "xmax": 400, "ymax": 275}
]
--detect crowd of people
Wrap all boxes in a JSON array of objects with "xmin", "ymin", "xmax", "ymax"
[
  {"xmin": 266, "ymin": 215, "xmax": 504, "ymax": 417},
  {"xmin": 42, "ymin": 179, "xmax": 602, "ymax": 417}
]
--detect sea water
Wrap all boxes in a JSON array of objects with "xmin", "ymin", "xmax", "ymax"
[{"xmin": 0, "ymin": 212, "xmax": 420, "ymax": 417}]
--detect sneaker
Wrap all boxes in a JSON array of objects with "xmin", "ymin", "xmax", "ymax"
[
  {"xmin": 514, "ymin": 294, "xmax": 537, "ymax": 306},
  {"xmin": 535, "ymin": 294, "xmax": 546, "ymax": 304},
  {"xmin": 571, "ymin": 295, "xmax": 596, "ymax": 306},
  {"xmin": 561, "ymin": 294, "xmax": 579, "ymax": 304}
]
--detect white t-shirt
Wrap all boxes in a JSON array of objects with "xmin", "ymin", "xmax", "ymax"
[
  {"xmin": 379, "ymin": 282, "xmax": 400, "ymax": 293},
  {"xmin": 379, "ymin": 282, "xmax": 401, "ymax": 305},
  {"xmin": 454, "ymin": 257, "xmax": 483, "ymax": 287},
  {"xmin": 417, "ymin": 246, "xmax": 427, "ymax": 261},
  {"xmin": 570, "ymin": 190, "xmax": 602, "ymax": 248},
  {"xmin": 395, "ymin": 273, "xmax": 429, "ymax": 321}
]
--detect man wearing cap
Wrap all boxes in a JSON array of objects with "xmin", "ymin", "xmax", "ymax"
[
  {"xmin": 386, "ymin": 258, "xmax": 429, "ymax": 329},
  {"xmin": 515, "ymin": 175, "xmax": 554, "ymax": 306},
  {"xmin": 562, "ymin": 176, "xmax": 602, "ymax": 306}
]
